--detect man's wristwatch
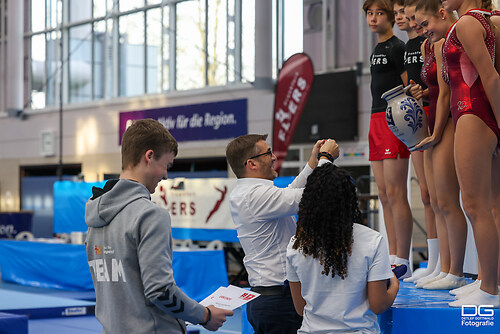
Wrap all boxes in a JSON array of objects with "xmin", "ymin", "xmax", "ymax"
[{"xmin": 317, "ymin": 152, "xmax": 334, "ymax": 162}]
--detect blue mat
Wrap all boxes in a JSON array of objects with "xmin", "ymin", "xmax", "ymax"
[
  {"xmin": 0, "ymin": 280, "xmax": 95, "ymax": 301},
  {"xmin": 0, "ymin": 289, "xmax": 95, "ymax": 319},
  {"xmin": 0, "ymin": 312, "xmax": 28, "ymax": 334},
  {"xmin": 382, "ymin": 281, "xmax": 500, "ymax": 333},
  {"xmin": 28, "ymin": 316, "xmax": 200, "ymax": 334}
]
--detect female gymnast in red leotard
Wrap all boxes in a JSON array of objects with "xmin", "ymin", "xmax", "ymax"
[
  {"xmin": 409, "ymin": 0, "xmax": 469, "ymax": 292},
  {"xmin": 441, "ymin": 0, "xmax": 500, "ymax": 307}
]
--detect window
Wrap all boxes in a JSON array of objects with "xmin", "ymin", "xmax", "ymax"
[
  {"xmin": 176, "ymin": 0, "xmax": 205, "ymax": 90},
  {"xmin": 25, "ymin": 0, "xmax": 292, "ymax": 110},
  {"xmin": 69, "ymin": 24, "xmax": 92, "ymax": 102},
  {"xmin": 146, "ymin": 8, "xmax": 162, "ymax": 94},
  {"xmin": 119, "ymin": 12, "xmax": 145, "ymax": 96}
]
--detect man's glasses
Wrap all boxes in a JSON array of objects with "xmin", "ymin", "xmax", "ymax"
[{"xmin": 245, "ymin": 148, "xmax": 273, "ymax": 165}]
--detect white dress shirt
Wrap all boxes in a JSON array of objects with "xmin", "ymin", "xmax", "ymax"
[
  {"xmin": 286, "ymin": 224, "xmax": 393, "ymax": 334},
  {"xmin": 229, "ymin": 160, "xmax": 330, "ymax": 287}
]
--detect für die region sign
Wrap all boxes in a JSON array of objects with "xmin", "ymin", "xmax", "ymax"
[{"xmin": 119, "ymin": 99, "xmax": 248, "ymax": 143}]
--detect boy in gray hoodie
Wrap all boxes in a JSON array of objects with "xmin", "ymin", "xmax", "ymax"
[{"xmin": 85, "ymin": 119, "xmax": 233, "ymax": 333}]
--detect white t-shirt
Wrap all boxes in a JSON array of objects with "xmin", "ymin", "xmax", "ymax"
[
  {"xmin": 229, "ymin": 160, "xmax": 331, "ymax": 287},
  {"xmin": 286, "ymin": 223, "xmax": 393, "ymax": 334}
]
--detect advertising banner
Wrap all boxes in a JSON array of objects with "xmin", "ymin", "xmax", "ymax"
[
  {"xmin": 0, "ymin": 212, "xmax": 33, "ymax": 239},
  {"xmin": 52, "ymin": 177, "xmax": 295, "ymax": 242},
  {"xmin": 273, "ymin": 53, "xmax": 314, "ymax": 174},
  {"xmin": 119, "ymin": 99, "xmax": 248, "ymax": 143},
  {"xmin": 151, "ymin": 178, "xmax": 238, "ymax": 242}
]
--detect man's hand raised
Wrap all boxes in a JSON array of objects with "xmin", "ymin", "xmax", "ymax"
[{"xmin": 319, "ymin": 139, "xmax": 340, "ymax": 161}]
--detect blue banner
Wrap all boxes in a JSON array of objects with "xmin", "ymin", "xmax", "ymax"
[
  {"xmin": 0, "ymin": 240, "xmax": 228, "ymax": 298},
  {"xmin": 0, "ymin": 212, "xmax": 33, "ymax": 239},
  {"xmin": 53, "ymin": 181, "xmax": 106, "ymax": 233},
  {"xmin": 119, "ymin": 99, "xmax": 248, "ymax": 143}
]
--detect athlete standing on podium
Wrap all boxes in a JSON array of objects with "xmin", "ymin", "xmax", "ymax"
[{"xmin": 363, "ymin": 0, "xmax": 413, "ymax": 278}]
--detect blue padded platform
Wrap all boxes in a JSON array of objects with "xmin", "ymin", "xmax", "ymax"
[
  {"xmin": 0, "ymin": 289, "xmax": 95, "ymax": 319},
  {"xmin": 381, "ymin": 281, "xmax": 500, "ymax": 333},
  {"xmin": 28, "ymin": 317, "xmax": 200, "ymax": 334},
  {"xmin": 0, "ymin": 312, "xmax": 28, "ymax": 334}
]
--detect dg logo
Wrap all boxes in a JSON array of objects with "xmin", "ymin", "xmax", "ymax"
[{"xmin": 461, "ymin": 305, "xmax": 494, "ymax": 317}]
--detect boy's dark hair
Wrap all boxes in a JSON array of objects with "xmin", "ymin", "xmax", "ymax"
[
  {"xmin": 121, "ymin": 119, "xmax": 178, "ymax": 170},
  {"xmin": 392, "ymin": 0, "xmax": 405, "ymax": 7},
  {"xmin": 363, "ymin": 0, "xmax": 396, "ymax": 24},
  {"xmin": 293, "ymin": 164, "xmax": 361, "ymax": 279},
  {"xmin": 226, "ymin": 134, "xmax": 268, "ymax": 178}
]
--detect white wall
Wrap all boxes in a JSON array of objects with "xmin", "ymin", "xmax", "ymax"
[{"xmin": 0, "ymin": 85, "xmax": 274, "ymax": 210}]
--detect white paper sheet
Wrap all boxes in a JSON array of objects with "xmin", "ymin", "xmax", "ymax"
[{"xmin": 199, "ymin": 285, "xmax": 260, "ymax": 310}]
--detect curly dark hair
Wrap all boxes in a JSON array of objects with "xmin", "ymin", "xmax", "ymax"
[{"xmin": 293, "ymin": 164, "xmax": 361, "ymax": 279}]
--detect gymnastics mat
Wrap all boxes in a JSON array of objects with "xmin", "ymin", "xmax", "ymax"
[
  {"xmin": 380, "ymin": 281, "xmax": 500, "ymax": 333},
  {"xmin": 0, "ymin": 312, "xmax": 28, "ymax": 334},
  {"xmin": 0, "ymin": 289, "xmax": 95, "ymax": 319}
]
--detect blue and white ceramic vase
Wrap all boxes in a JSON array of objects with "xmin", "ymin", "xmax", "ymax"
[{"xmin": 381, "ymin": 85, "xmax": 429, "ymax": 150}]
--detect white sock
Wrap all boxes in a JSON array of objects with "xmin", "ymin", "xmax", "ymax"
[
  {"xmin": 450, "ymin": 279, "xmax": 480, "ymax": 296},
  {"xmin": 395, "ymin": 257, "xmax": 409, "ymax": 266},
  {"xmin": 416, "ymin": 271, "xmax": 446, "ymax": 288},
  {"xmin": 423, "ymin": 273, "xmax": 466, "ymax": 290},
  {"xmin": 449, "ymin": 288, "xmax": 500, "ymax": 308},
  {"xmin": 389, "ymin": 254, "xmax": 397, "ymax": 265},
  {"xmin": 404, "ymin": 239, "xmax": 439, "ymax": 283},
  {"xmin": 414, "ymin": 256, "xmax": 441, "ymax": 286},
  {"xmin": 426, "ymin": 238, "xmax": 439, "ymax": 273}
]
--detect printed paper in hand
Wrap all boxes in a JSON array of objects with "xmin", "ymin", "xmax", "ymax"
[{"xmin": 199, "ymin": 285, "xmax": 260, "ymax": 310}]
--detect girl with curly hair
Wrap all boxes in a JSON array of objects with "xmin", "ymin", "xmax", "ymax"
[{"xmin": 286, "ymin": 163, "xmax": 399, "ymax": 333}]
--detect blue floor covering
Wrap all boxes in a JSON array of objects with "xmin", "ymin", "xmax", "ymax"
[{"xmin": 2, "ymin": 279, "xmax": 500, "ymax": 333}]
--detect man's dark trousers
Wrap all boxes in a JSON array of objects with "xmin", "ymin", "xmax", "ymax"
[{"xmin": 246, "ymin": 287, "xmax": 302, "ymax": 334}]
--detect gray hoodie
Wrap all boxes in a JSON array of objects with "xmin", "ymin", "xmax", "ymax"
[{"xmin": 85, "ymin": 179, "xmax": 205, "ymax": 334}]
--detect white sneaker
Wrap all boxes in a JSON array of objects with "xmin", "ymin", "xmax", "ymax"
[
  {"xmin": 423, "ymin": 274, "xmax": 466, "ymax": 290},
  {"xmin": 449, "ymin": 288, "xmax": 500, "ymax": 308},
  {"xmin": 450, "ymin": 279, "xmax": 480, "ymax": 296},
  {"xmin": 415, "ymin": 272, "xmax": 447, "ymax": 289}
]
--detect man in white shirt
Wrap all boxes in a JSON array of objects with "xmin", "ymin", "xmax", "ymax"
[{"xmin": 225, "ymin": 134, "xmax": 339, "ymax": 333}]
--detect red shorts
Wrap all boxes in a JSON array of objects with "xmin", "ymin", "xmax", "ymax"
[{"xmin": 369, "ymin": 112, "xmax": 411, "ymax": 161}]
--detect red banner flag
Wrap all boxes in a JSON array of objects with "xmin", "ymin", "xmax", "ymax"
[{"xmin": 273, "ymin": 53, "xmax": 314, "ymax": 174}]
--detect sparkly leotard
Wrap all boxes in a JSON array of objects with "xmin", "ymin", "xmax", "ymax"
[
  {"xmin": 420, "ymin": 39, "xmax": 439, "ymax": 134},
  {"xmin": 442, "ymin": 9, "xmax": 500, "ymax": 141}
]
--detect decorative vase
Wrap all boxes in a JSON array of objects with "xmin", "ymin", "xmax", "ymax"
[{"xmin": 381, "ymin": 85, "xmax": 429, "ymax": 151}]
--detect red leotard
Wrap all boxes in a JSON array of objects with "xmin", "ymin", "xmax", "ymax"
[
  {"xmin": 492, "ymin": 10, "xmax": 500, "ymax": 16},
  {"xmin": 420, "ymin": 39, "xmax": 439, "ymax": 134},
  {"xmin": 442, "ymin": 10, "xmax": 500, "ymax": 142}
]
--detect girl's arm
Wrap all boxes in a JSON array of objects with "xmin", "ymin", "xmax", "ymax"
[
  {"xmin": 490, "ymin": 16, "xmax": 500, "ymax": 75},
  {"xmin": 289, "ymin": 281, "xmax": 306, "ymax": 316},
  {"xmin": 431, "ymin": 40, "xmax": 451, "ymax": 143},
  {"xmin": 400, "ymin": 70, "xmax": 409, "ymax": 87},
  {"xmin": 416, "ymin": 39, "xmax": 450, "ymax": 150},
  {"xmin": 457, "ymin": 16, "xmax": 500, "ymax": 127},
  {"xmin": 367, "ymin": 275, "xmax": 399, "ymax": 314},
  {"xmin": 409, "ymin": 42, "xmax": 430, "ymax": 101}
]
